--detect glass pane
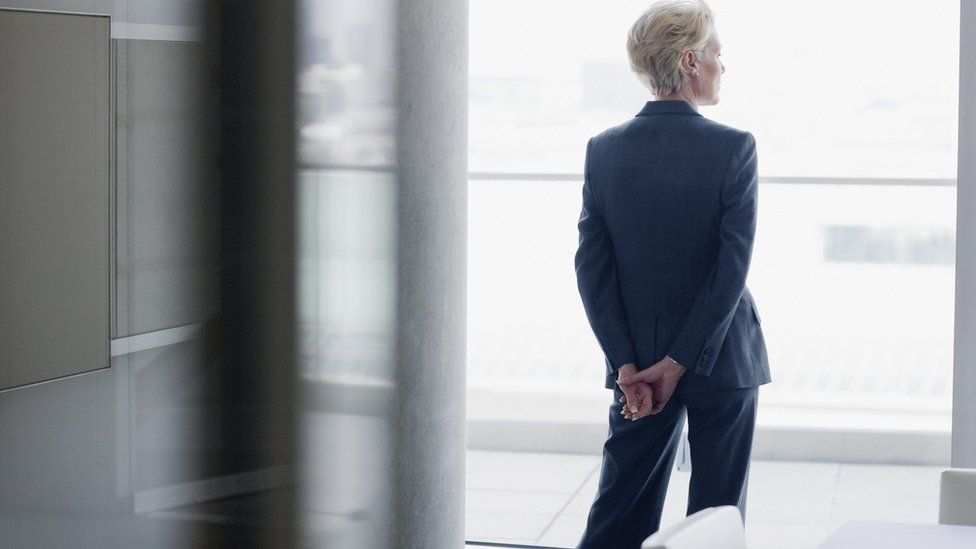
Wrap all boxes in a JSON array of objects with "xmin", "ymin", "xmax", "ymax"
[
  {"xmin": 470, "ymin": 0, "xmax": 959, "ymax": 179},
  {"xmin": 469, "ymin": 0, "xmax": 959, "ymax": 431},
  {"xmin": 297, "ymin": 1, "xmax": 397, "ymax": 547}
]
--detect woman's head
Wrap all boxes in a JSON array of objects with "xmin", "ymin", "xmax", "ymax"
[{"xmin": 626, "ymin": 0, "xmax": 724, "ymax": 106}]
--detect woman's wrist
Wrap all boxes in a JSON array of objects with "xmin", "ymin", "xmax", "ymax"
[{"xmin": 664, "ymin": 355, "xmax": 687, "ymax": 375}]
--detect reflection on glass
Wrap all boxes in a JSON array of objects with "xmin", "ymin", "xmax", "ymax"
[
  {"xmin": 299, "ymin": 0, "xmax": 396, "ymax": 167},
  {"xmin": 298, "ymin": 0, "xmax": 397, "ymax": 547}
]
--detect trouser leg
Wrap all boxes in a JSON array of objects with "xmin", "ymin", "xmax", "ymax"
[
  {"xmin": 576, "ymin": 384, "xmax": 686, "ymax": 549},
  {"xmin": 682, "ymin": 386, "xmax": 758, "ymax": 522}
]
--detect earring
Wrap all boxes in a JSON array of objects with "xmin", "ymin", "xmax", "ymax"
[{"xmin": 692, "ymin": 71, "xmax": 699, "ymax": 77}]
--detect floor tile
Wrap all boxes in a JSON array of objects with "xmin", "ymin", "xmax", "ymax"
[
  {"xmin": 826, "ymin": 502, "xmax": 939, "ymax": 532},
  {"xmin": 744, "ymin": 522, "xmax": 830, "ymax": 549},
  {"xmin": 465, "ymin": 511, "xmax": 553, "ymax": 541},
  {"xmin": 464, "ymin": 452, "xmax": 946, "ymax": 548},
  {"xmin": 828, "ymin": 463, "xmax": 942, "ymax": 529},
  {"xmin": 833, "ymin": 463, "xmax": 942, "ymax": 505},
  {"xmin": 466, "ymin": 489, "xmax": 572, "ymax": 516},
  {"xmin": 736, "ymin": 461, "xmax": 839, "ymax": 525},
  {"xmin": 746, "ymin": 492, "xmax": 833, "ymax": 525},
  {"xmin": 467, "ymin": 450, "xmax": 599, "ymax": 494},
  {"xmin": 562, "ymin": 490, "xmax": 597, "ymax": 517},
  {"xmin": 536, "ymin": 514, "xmax": 586, "ymax": 547},
  {"xmin": 749, "ymin": 461, "xmax": 840, "ymax": 490}
]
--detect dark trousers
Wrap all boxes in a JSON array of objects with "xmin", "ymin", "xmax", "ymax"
[{"xmin": 576, "ymin": 385, "xmax": 758, "ymax": 549}]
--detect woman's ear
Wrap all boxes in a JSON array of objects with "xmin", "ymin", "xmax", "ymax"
[{"xmin": 683, "ymin": 50, "xmax": 699, "ymax": 75}]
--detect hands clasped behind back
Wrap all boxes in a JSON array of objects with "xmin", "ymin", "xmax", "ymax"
[
  {"xmin": 616, "ymin": 356, "xmax": 688, "ymax": 421},
  {"xmin": 615, "ymin": 363, "xmax": 655, "ymax": 421}
]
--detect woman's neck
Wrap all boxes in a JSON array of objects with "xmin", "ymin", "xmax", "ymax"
[{"xmin": 653, "ymin": 89, "xmax": 699, "ymax": 111}]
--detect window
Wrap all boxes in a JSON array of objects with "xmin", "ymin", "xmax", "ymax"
[{"xmin": 468, "ymin": 0, "xmax": 959, "ymax": 436}]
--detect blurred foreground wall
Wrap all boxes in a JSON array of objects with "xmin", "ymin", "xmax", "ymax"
[{"xmin": 0, "ymin": 1, "xmax": 467, "ymax": 548}]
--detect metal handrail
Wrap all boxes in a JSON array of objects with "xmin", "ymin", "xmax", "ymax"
[{"xmin": 298, "ymin": 165, "xmax": 957, "ymax": 187}]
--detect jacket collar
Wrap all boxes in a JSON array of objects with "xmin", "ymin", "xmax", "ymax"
[{"xmin": 635, "ymin": 100, "xmax": 702, "ymax": 117}]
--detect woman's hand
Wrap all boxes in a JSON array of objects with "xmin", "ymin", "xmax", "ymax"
[
  {"xmin": 618, "ymin": 382, "xmax": 654, "ymax": 421},
  {"xmin": 617, "ymin": 356, "xmax": 687, "ymax": 418},
  {"xmin": 616, "ymin": 363, "xmax": 654, "ymax": 421}
]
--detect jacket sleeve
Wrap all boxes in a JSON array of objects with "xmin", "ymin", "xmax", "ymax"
[
  {"xmin": 667, "ymin": 131, "xmax": 759, "ymax": 376},
  {"xmin": 574, "ymin": 138, "xmax": 638, "ymax": 377}
]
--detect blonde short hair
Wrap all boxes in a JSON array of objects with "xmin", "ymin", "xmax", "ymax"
[{"xmin": 627, "ymin": 0, "xmax": 715, "ymax": 96}]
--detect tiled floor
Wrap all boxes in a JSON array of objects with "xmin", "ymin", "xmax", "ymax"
[{"xmin": 464, "ymin": 450, "xmax": 944, "ymax": 549}]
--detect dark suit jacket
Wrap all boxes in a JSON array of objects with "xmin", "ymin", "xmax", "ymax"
[{"xmin": 575, "ymin": 100, "xmax": 771, "ymax": 394}]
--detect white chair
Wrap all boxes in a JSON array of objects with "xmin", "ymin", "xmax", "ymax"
[
  {"xmin": 641, "ymin": 505, "xmax": 746, "ymax": 549},
  {"xmin": 939, "ymin": 468, "xmax": 976, "ymax": 526}
]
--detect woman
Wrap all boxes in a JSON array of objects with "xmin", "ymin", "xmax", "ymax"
[{"xmin": 573, "ymin": 1, "xmax": 771, "ymax": 547}]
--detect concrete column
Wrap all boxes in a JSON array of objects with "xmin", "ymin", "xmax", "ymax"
[
  {"xmin": 953, "ymin": 0, "xmax": 976, "ymax": 468},
  {"xmin": 393, "ymin": 0, "xmax": 468, "ymax": 547}
]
